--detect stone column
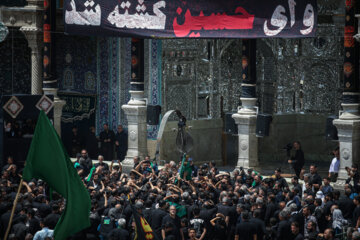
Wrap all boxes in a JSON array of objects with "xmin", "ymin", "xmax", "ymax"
[
  {"xmin": 121, "ymin": 38, "xmax": 148, "ymax": 173},
  {"xmin": 232, "ymin": 39, "xmax": 258, "ymax": 168},
  {"xmin": 334, "ymin": 1, "xmax": 360, "ymax": 180},
  {"xmin": 20, "ymin": 27, "xmax": 43, "ymax": 95},
  {"xmin": 333, "ymin": 120, "xmax": 360, "ymax": 179}
]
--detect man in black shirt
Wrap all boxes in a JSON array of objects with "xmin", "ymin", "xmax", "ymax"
[
  {"xmin": 291, "ymin": 176, "xmax": 303, "ymax": 196},
  {"xmin": 217, "ymin": 197, "xmax": 230, "ymax": 226},
  {"xmin": 274, "ymin": 168, "xmax": 288, "ymax": 190},
  {"xmin": 115, "ymin": 125, "xmax": 128, "ymax": 162},
  {"xmin": 79, "ymin": 149, "xmax": 93, "ymax": 175},
  {"xmin": 94, "ymin": 155, "xmax": 109, "ymax": 171},
  {"xmin": 162, "ymin": 205, "xmax": 184, "ymax": 240},
  {"xmin": 353, "ymin": 196, "xmax": 360, "ymax": 228},
  {"xmin": 107, "ymin": 218, "xmax": 129, "ymax": 240},
  {"xmin": 250, "ymin": 209, "xmax": 265, "ymax": 240},
  {"xmin": 44, "ymin": 204, "xmax": 61, "ymax": 230},
  {"xmin": 309, "ymin": 165, "xmax": 322, "ymax": 190},
  {"xmin": 99, "ymin": 123, "xmax": 115, "ymax": 161},
  {"xmin": 234, "ymin": 211, "xmax": 257, "ymax": 240},
  {"xmin": 291, "ymin": 221, "xmax": 304, "ymax": 240},
  {"xmin": 151, "ymin": 200, "xmax": 168, "ymax": 239},
  {"xmin": 339, "ymin": 188, "xmax": 355, "ymax": 221},
  {"xmin": 277, "ymin": 209, "xmax": 292, "ymax": 240},
  {"xmin": 287, "ymin": 141, "xmax": 305, "ymax": 177},
  {"xmin": 346, "ymin": 164, "xmax": 360, "ymax": 191},
  {"xmin": 265, "ymin": 194, "xmax": 276, "ymax": 226},
  {"xmin": 189, "ymin": 207, "xmax": 206, "ymax": 240}
]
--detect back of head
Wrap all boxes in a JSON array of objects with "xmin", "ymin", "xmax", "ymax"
[
  {"xmin": 253, "ymin": 209, "xmax": 261, "ymax": 218},
  {"xmin": 192, "ymin": 207, "xmax": 200, "ymax": 216},
  {"xmin": 345, "ymin": 188, "xmax": 352, "ymax": 197},
  {"xmin": 315, "ymin": 198, "xmax": 322, "ymax": 206},
  {"xmin": 280, "ymin": 209, "xmax": 289, "ymax": 219},
  {"xmin": 117, "ymin": 218, "xmax": 126, "ymax": 228},
  {"xmin": 241, "ymin": 211, "xmax": 250, "ymax": 220}
]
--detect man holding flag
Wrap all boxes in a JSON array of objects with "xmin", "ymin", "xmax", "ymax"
[
  {"xmin": 22, "ymin": 111, "xmax": 91, "ymax": 239},
  {"xmin": 131, "ymin": 201, "xmax": 160, "ymax": 240}
]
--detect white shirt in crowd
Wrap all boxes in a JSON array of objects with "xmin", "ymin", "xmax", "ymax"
[{"xmin": 329, "ymin": 157, "xmax": 340, "ymax": 173}]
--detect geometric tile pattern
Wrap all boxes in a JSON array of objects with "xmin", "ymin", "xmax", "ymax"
[{"xmin": 2, "ymin": 96, "xmax": 23, "ymax": 118}]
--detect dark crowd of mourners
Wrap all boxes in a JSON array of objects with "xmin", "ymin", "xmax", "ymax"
[{"xmin": 1, "ymin": 145, "xmax": 360, "ymax": 240}]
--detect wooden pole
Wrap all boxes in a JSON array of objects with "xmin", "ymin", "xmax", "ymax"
[{"xmin": 3, "ymin": 178, "xmax": 23, "ymax": 240}]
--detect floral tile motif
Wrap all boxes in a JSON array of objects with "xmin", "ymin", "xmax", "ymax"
[
  {"xmin": 147, "ymin": 39, "xmax": 162, "ymax": 140},
  {"xmin": 63, "ymin": 68, "xmax": 74, "ymax": 89},
  {"xmin": 56, "ymin": 35, "xmax": 97, "ymax": 94},
  {"xmin": 3, "ymin": 96, "xmax": 23, "ymax": 118},
  {"xmin": 35, "ymin": 95, "xmax": 54, "ymax": 114},
  {"xmin": 84, "ymin": 71, "xmax": 96, "ymax": 90}
]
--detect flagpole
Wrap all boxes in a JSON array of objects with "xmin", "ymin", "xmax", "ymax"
[{"xmin": 4, "ymin": 178, "xmax": 23, "ymax": 240}]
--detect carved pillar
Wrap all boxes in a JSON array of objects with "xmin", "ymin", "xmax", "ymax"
[
  {"xmin": 333, "ymin": 1, "xmax": 360, "ymax": 179},
  {"xmin": 42, "ymin": 0, "xmax": 65, "ymax": 136},
  {"xmin": 341, "ymin": 0, "xmax": 360, "ymax": 119},
  {"xmin": 334, "ymin": 4, "xmax": 360, "ymax": 180},
  {"xmin": 121, "ymin": 38, "xmax": 148, "ymax": 173},
  {"xmin": 232, "ymin": 39, "xmax": 258, "ymax": 168},
  {"xmin": 333, "ymin": 120, "xmax": 360, "ymax": 179},
  {"xmin": 20, "ymin": 27, "xmax": 43, "ymax": 95}
]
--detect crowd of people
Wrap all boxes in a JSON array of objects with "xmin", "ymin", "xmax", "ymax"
[
  {"xmin": 0, "ymin": 144, "xmax": 360, "ymax": 240},
  {"xmin": 66, "ymin": 124, "xmax": 127, "ymax": 161}
]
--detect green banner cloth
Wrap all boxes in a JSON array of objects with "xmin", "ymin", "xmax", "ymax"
[{"xmin": 23, "ymin": 111, "xmax": 91, "ymax": 240}]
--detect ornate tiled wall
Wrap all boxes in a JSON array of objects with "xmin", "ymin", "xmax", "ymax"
[
  {"xmin": 56, "ymin": 36, "xmax": 162, "ymax": 138},
  {"xmin": 161, "ymin": 39, "xmax": 243, "ymax": 120},
  {"xmin": 146, "ymin": 39, "xmax": 162, "ymax": 139},
  {"xmin": 162, "ymin": 23, "xmax": 343, "ymax": 119},
  {"xmin": 56, "ymin": 36, "xmax": 131, "ymax": 134},
  {"xmin": 0, "ymin": 28, "xmax": 31, "ymax": 96}
]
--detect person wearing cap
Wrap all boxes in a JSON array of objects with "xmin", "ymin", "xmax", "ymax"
[{"xmin": 328, "ymin": 147, "xmax": 340, "ymax": 182}]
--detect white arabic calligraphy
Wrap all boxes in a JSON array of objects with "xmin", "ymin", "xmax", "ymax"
[
  {"xmin": 300, "ymin": 4, "xmax": 314, "ymax": 35},
  {"xmin": 65, "ymin": 0, "xmax": 101, "ymax": 26},
  {"xmin": 263, "ymin": 1, "xmax": 315, "ymax": 36},
  {"xmin": 263, "ymin": 5, "xmax": 287, "ymax": 36},
  {"xmin": 107, "ymin": 1, "xmax": 166, "ymax": 29},
  {"xmin": 289, "ymin": 0, "xmax": 296, "ymax": 27}
]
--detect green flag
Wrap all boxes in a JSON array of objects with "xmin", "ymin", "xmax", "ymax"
[{"xmin": 23, "ymin": 111, "xmax": 91, "ymax": 239}]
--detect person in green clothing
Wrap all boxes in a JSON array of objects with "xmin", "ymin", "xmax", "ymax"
[{"xmin": 179, "ymin": 155, "xmax": 193, "ymax": 181}]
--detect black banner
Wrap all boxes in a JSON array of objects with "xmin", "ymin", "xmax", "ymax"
[
  {"xmin": 57, "ymin": 93, "xmax": 96, "ymax": 121},
  {"xmin": 64, "ymin": 0, "xmax": 317, "ymax": 38}
]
